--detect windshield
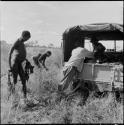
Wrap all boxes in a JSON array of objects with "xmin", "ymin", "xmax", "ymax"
[{"xmin": 84, "ymin": 39, "xmax": 123, "ymax": 52}]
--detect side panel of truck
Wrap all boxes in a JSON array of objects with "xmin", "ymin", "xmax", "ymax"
[{"xmin": 79, "ymin": 63, "xmax": 123, "ymax": 91}]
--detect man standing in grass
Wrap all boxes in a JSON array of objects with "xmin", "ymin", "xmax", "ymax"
[{"xmin": 9, "ymin": 30, "xmax": 31, "ymax": 99}]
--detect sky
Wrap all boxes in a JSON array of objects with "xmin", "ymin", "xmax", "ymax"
[{"xmin": 0, "ymin": 1, "xmax": 123, "ymax": 47}]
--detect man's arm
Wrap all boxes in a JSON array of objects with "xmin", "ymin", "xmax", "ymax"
[
  {"xmin": 8, "ymin": 41, "xmax": 19, "ymax": 70},
  {"xmin": 92, "ymin": 44, "xmax": 95, "ymax": 52},
  {"xmin": 9, "ymin": 46, "xmax": 14, "ymax": 70},
  {"xmin": 38, "ymin": 54, "xmax": 48, "ymax": 70},
  {"xmin": 37, "ymin": 58, "xmax": 42, "ymax": 68},
  {"xmin": 87, "ymin": 53, "xmax": 94, "ymax": 59},
  {"xmin": 42, "ymin": 59, "xmax": 48, "ymax": 70},
  {"xmin": 85, "ymin": 50, "xmax": 94, "ymax": 59}
]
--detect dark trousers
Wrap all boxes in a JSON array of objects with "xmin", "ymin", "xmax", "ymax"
[{"xmin": 11, "ymin": 59, "xmax": 27, "ymax": 98}]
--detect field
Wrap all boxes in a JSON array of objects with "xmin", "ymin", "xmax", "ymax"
[{"xmin": 1, "ymin": 41, "xmax": 123, "ymax": 124}]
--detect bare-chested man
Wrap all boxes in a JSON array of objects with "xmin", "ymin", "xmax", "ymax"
[
  {"xmin": 38, "ymin": 51, "xmax": 52, "ymax": 70},
  {"xmin": 9, "ymin": 30, "xmax": 31, "ymax": 99},
  {"xmin": 33, "ymin": 51, "xmax": 52, "ymax": 70}
]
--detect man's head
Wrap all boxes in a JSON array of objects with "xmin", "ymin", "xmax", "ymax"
[
  {"xmin": 21, "ymin": 30, "xmax": 31, "ymax": 41},
  {"xmin": 46, "ymin": 51, "xmax": 52, "ymax": 57},
  {"xmin": 90, "ymin": 37, "xmax": 98, "ymax": 44}
]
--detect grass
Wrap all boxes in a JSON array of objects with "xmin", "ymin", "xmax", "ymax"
[{"xmin": 1, "ymin": 42, "xmax": 123, "ymax": 124}]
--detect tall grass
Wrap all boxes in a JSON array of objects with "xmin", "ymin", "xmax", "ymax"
[{"xmin": 1, "ymin": 46, "xmax": 123, "ymax": 124}]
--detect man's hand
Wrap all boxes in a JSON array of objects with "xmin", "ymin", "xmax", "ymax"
[
  {"xmin": 8, "ymin": 68, "xmax": 13, "ymax": 76},
  {"xmin": 8, "ymin": 67, "xmax": 13, "ymax": 72}
]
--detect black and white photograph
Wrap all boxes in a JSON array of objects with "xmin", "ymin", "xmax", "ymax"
[{"xmin": 0, "ymin": 1, "xmax": 123, "ymax": 124}]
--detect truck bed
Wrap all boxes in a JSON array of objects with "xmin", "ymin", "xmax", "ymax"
[{"xmin": 79, "ymin": 63, "xmax": 123, "ymax": 91}]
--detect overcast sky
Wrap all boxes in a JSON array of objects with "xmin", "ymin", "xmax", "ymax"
[{"xmin": 0, "ymin": 1, "xmax": 123, "ymax": 47}]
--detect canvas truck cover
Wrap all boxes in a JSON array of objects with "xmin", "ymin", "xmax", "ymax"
[{"xmin": 62, "ymin": 23, "xmax": 124, "ymax": 62}]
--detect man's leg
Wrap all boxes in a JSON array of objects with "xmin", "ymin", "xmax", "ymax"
[
  {"xmin": 59, "ymin": 66, "xmax": 78, "ymax": 93},
  {"xmin": 33, "ymin": 57, "xmax": 40, "ymax": 67},
  {"xmin": 11, "ymin": 62, "xmax": 19, "ymax": 94},
  {"xmin": 18, "ymin": 63, "xmax": 27, "ymax": 99}
]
